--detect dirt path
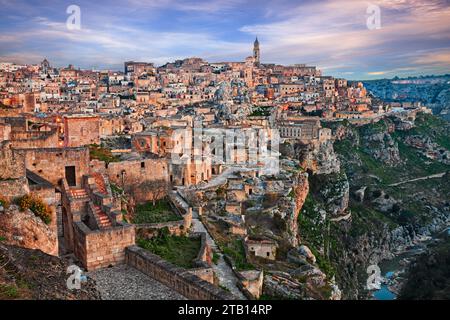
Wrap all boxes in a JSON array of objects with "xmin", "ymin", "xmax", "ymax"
[
  {"xmin": 191, "ymin": 209, "xmax": 246, "ymax": 300},
  {"xmin": 388, "ymin": 172, "xmax": 446, "ymax": 187}
]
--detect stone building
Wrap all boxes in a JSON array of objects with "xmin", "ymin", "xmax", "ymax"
[
  {"xmin": 245, "ymin": 237, "xmax": 278, "ymax": 261},
  {"xmin": 60, "ymin": 172, "xmax": 135, "ymax": 270},
  {"xmin": 90, "ymin": 153, "xmax": 169, "ymax": 203},
  {"xmin": 18, "ymin": 147, "xmax": 90, "ymax": 187},
  {"xmin": 63, "ymin": 114, "xmax": 100, "ymax": 147}
]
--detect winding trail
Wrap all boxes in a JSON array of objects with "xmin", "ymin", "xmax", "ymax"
[
  {"xmin": 191, "ymin": 209, "xmax": 246, "ymax": 300},
  {"xmin": 388, "ymin": 172, "xmax": 446, "ymax": 187}
]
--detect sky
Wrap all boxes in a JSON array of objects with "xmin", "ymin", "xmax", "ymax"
[{"xmin": 0, "ymin": 0, "xmax": 449, "ymax": 79}]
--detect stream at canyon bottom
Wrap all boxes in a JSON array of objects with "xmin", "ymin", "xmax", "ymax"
[{"xmin": 372, "ymin": 226, "xmax": 450, "ymax": 300}]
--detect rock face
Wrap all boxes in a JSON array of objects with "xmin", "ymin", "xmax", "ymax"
[
  {"xmin": 297, "ymin": 245, "xmax": 316, "ymax": 264},
  {"xmin": 286, "ymin": 172, "xmax": 309, "ymax": 246},
  {"xmin": 364, "ymin": 132, "xmax": 402, "ymax": 166},
  {"xmin": 306, "ymin": 114, "xmax": 450, "ymax": 299},
  {"xmin": 282, "ymin": 140, "xmax": 340, "ymax": 175},
  {"xmin": 0, "ymin": 205, "xmax": 58, "ymax": 256},
  {"xmin": 371, "ymin": 191, "xmax": 398, "ymax": 213},
  {"xmin": 404, "ymin": 135, "xmax": 450, "ymax": 164},
  {"xmin": 314, "ymin": 140, "xmax": 341, "ymax": 175},
  {"xmin": 0, "ymin": 244, "xmax": 100, "ymax": 300}
]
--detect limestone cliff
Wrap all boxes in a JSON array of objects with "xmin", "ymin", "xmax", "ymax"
[
  {"xmin": 311, "ymin": 113, "xmax": 450, "ymax": 299},
  {"xmin": 281, "ymin": 140, "xmax": 340, "ymax": 175},
  {"xmin": 0, "ymin": 205, "xmax": 58, "ymax": 256},
  {"xmin": 272, "ymin": 171, "xmax": 309, "ymax": 247}
]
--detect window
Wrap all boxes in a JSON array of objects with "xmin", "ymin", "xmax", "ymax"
[{"xmin": 141, "ymin": 162, "xmax": 145, "ymax": 168}]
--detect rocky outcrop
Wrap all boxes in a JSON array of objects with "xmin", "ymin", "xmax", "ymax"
[
  {"xmin": 281, "ymin": 140, "xmax": 340, "ymax": 175},
  {"xmin": 332, "ymin": 204, "xmax": 450, "ymax": 298},
  {"xmin": 314, "ymin": 140, "xmax": 341, "ymax": 174},
  {"xmin": 311, "ymin": 172, "xmax": 350, "ymax": 219},
  {"xmin": 0, "ymin": 244, "xmax": 100, "ymax": 299},
  {"xmin": 364, "ymin": 132, "xmax": 402, "ymax": 166},
  {"xmin": 281, "ymin": 172, "xmax": 309, "ymax": 247},
  {"xmin": 371, "ymin": 191, "xmax": 399, "ymax": 213},
  {"xmin": 0, "ymin": 205, "xmax": 58, "ymax": 256},
  {"xmin": 404, "ymin": 135, "xmax": 450, "ymax": 164}
]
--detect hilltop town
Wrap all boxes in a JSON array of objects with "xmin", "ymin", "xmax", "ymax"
[{"xmin": 1, "ymin": 39, "xmax": 447, "ymax": 300}]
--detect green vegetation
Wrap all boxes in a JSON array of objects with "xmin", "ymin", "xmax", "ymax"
[
  {"xmin": 220, "ymin": 239, "xmax": 254, "ymax": 271},
  {"xmin": 414, "ymin": 113, "xmax": 450, "ymax": 151},
  {"xmin": 297, "ymin": 193, "xmax": 337, "ymax": 278},
  {"xmin": 0, "ymin": 196, "xmax": 9, "ymax": 209},
  {"xmin": 212, "ymin": 252, "xmax": 220, "ymax": 265},
  {"xmin": 249, "ymin": 106, "xmax": 271, "ymax": 117},
  {"xmin": 0, "ymin": 284, "xmax": 20, "ymax": 299},
  {"xmin": 219, "ymin": 285, "xmax": 230, "ymax": 292},
  {"xmin": 137, "ymin": 230, "xmax": 201, "ymax": 269},
  {"xmin": 349, "ymin": 203, "xmax": 397, "ymax": 237},
  {"xmin": 334, "ymin": 117, "xmax": 449, "ymax": 187},
  {"xmin": 0, "ymin": 236, "xmax": 6, "ymax": 242},
  {"xmin": 132, "ymin": 199, "xmax": 180, "ymax": 224},
  {"xmin": 16, "ymin": 194, "xmax": 52, "ymax": 225},
  {"xmin": 89, "ymin": 144, "xmax": 120, "ymax": 164},
  {"xmin": 399, "ymin": 235, "xmax": 450, "ymax": 300}
]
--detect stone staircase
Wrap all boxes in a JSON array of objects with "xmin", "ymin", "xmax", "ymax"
[
  {"xmin": 92, "ymin": 173, "xmax": 108, "ymax": 194},
  {"xmin": 66, "ymin": 174, "xmax": 114, "ymax": 230},
  {"xmin": 93, "ymin": 205, "xmax": 112, "ymax": 229},
  {"xmin": 68, "ymin": 188, "xmax": 89, "ymax": 199}
]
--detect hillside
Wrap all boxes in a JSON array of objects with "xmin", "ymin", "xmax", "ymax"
[
  {"xmin": 0, "ymin": 244, "xmax": 100, "ymax": 300},
  {"xmin": 297, "ymin": 113, "xmax": 450, "ymax": 298},
  {"xmin": 363, "ymin": 75, "xmax": 450, "ymax": 121},
  {"xmin": 398, "ymin": 234, "xmax": 450, "ymax": 300}
]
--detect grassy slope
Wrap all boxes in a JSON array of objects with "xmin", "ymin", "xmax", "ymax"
[{"xmin": 137, "ymin": 234, "xmax": 201, "ymax": 269}]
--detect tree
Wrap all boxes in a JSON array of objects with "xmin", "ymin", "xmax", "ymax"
[{"xmin": 138, "ymin": 179, "xmax": 170, "ymax": 206}]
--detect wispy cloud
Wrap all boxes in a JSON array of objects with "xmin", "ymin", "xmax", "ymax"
[{"xmin": 0, "ymin": 0, "xmax": 449, "ymax": 79}]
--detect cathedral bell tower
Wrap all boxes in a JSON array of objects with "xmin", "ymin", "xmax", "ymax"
[{"xmin": 253, "ymin": 37, "xmax": 260, "ymax": 65}]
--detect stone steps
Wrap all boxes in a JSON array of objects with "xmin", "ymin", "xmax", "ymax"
[
  {"xmin": 69, "ymin": 188, "xmax": 88, "ymax": 199},
  {"xmin": 93, "ymin": 205, "xmax": 112, "ymax": 228}
]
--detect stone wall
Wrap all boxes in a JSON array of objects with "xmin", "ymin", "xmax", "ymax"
[
  {"xmin": 64, "ymin": 115, "xmax": 100, "ymax": 147},
  {"xmin": 73, "ymin": 221, "xmax": 135, "ymax": 271},
  {"xmin": 189, "ymin": 267, "xmax": 215, "ymax": 284},
  {"xmin": 90, "ymin": 158, "xmax": 169, "ymax": 203},
  {"xmin": 10, "ymin": 129, "xmax": 59, "ymax": 149},
  {"xmin": 193, "ymin": 232, "xmax": 213, "ymax": 267},
  {"xmin": 18, "ymin": 147, "xmax": 90, "ymax": 187},
  {"xmin": 125, "ymin": 245, "xmax": 235, "ymax": 300},
  {"xmin": 237, "ymin": 270, "xmax": 264, "ymax": 299},
  {"xmin": 0, "ymin": 177, "xmax": 29, "ymax": 202},
  {"xmin": 108, "ymin": 158, "xmax": 168, "ymax": 202},
  {"xmin": 0, "ymin": 141, "xmax": 26, "ymax": 180},
  {"xmin": 136, "ymin": 220, "xmax": 188, "ymax": 238}
]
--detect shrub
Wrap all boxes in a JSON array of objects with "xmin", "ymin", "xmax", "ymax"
[
  {"xmin": 0, "ymin": 196, "xmax": 9, "ymax": 209},
  {"xmin": 16, "ymin": 194, "xmax": 52, "ymax": 225}
]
